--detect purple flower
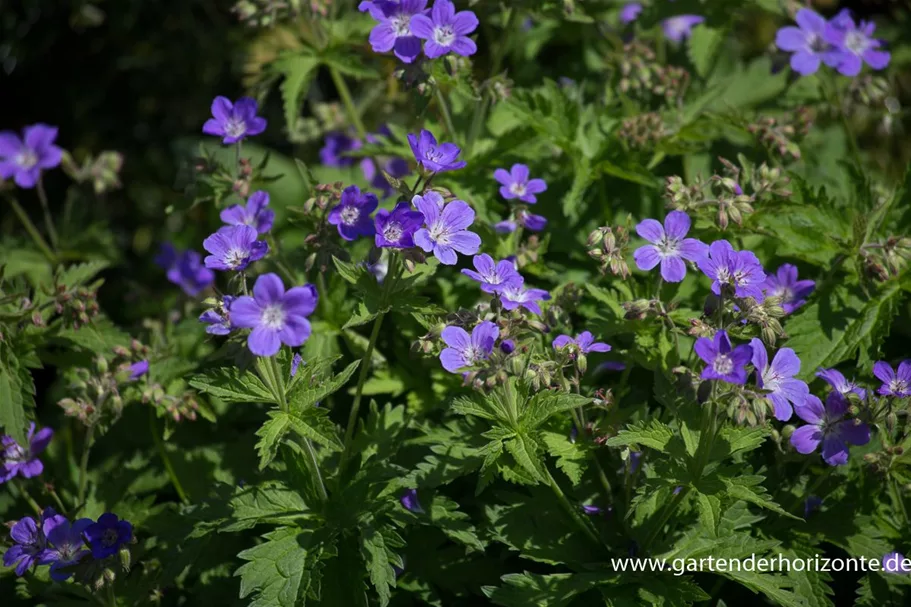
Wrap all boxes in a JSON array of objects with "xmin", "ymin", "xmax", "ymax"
[
  {"xmin": 873, "ymin": 360, "xmax": 911, "ymax": 397},
  {"xmin": 202, "ymin": 225, "xmax": 269, "ymax": 271},
  {"xmin": 883, "ymin": 552, "xmax": 911, "ymax": 574},
  {"xmin": 749, "ymin": 338, "xmax": 808, "ymax": 422},
  {"xmin": 493, "ymin": 164, "xmax": 547, "ymax": 204},
  {"xmin": 493, "ymin": 220, "xmax": 517, "ymax": 234},
  {"xmin": 399, "ymin": 488, "xmax": 424, "ymax": 513},
  {"xmin": 518, "ymin": 210, "xmax": 547, "ymax": 232},
  {"xmin": 412, "ymin": 192, "xmax": 480, "ymax": 265},
  {"xmin": 328, "ymin": 185, "xmax": 379, "ymax": 241},
  {"xmin": 319, "ymin": 131, "xmax": 361, "ymax": 167},
  {"xmin": 816, "ymin": 368, "xmax": 866, "ymax": 400},
  {"xmin": 3, "ymin": 514, "xmax": 47, "ymax": 576},
  {"xmin": 461, "ymin": 253, "xmax": 522, "ymax": 293},
  {"xmin": 775, "ymin": 9, "xmax": 842, "ymax": 76},
  {"xmin": 804, "ymin": 495, "xmax": 823, "ymax": 519},
  {"xmin": 290, "ymin": 353, "xmax": 304, "ymax": 377},
  {"xmin": 628, "ymin": 451, "xmax": 642, "ymax": 475},
  {"xmin": 410, "ymin": 0, "xmax": 478, "ymax": 58},
  {"xmin": 155, "ymin": 243, "xmax": 215, "ymax": 297},
  {"xmin": 439, "ymin": 321, "xmax": 498, "ymax": 373},
  {"xmin": 662, "ymin": 15, "xmax": 704, "ymax": 44},
  {"xmin": 84, "ymin": 513, "xmax": 133, "ymax": 559},
  {"xmin": 0, "ymin": 124, "xmax": 63, "ymax": 189},
  {"xmin": 499, "ymin": 283, "xmax": 550, "ymax": 315},
  {"xmin": 697, "ymin": 240, "xmax": 766, "ymax": 301},
  {"xmin": 199, "ymin": 295, "xmax": 235, "ymax": 335},
  {"xmin": 824, "ymin": 10, "xmax": 890, "ymax": 77},
  {"xmin": 694, "ymin": 330, "xmax": 752, "ymax": 385},
  {"xmin": 790, "ymin": 393, "xmax": 870, "ymax": 466},
  {"xmin": 553, "ymin": 331, "xmax": 611, "ymax": 355},
  {"xmin": 407, "ymin": 129, "xmax": 466, "ymax": 173},
  {"xmin": 367, "ymin": 258, "xmax": 389, "ymax": 283},
  {"xmin": 764, "ymin": 264, "xmax": 814, "ymax": 314},
  {"xmin": 202, "ymin": 96, "xmax": 267, "ymax": 144},
  {"xmin": 633, "ymin": 211, "xmax": 707, "ymax": 283},
  {"xmin": 619, "ymin": 3, "xmax": 642, "ymax": 25},
  {"xmin": 230, "ymin": 273, "xmax": 318, "ymax": 357},
  {"xmin": 220, "ymin": 191, "xmax": 275, "ymax": 234},
  {"xmin": 40, "ymin": 514, "xmax": 92, "ymax": 581},
  {"xmin": 362, "ymin": 156, "xmax": 410, "ymax": 199},
  {"xmin": 596, "ymin": 361, "xmax": 627, "ymax": 373},
  {"xmin": 129, "ymin": 360, "xmax": 150, "ymax": 380},
  {"xmin": 500, "ymin": 340, "xmax": 516, "ymax": 354},
  {"xmin": 581, "ymin": 504, "xmax": 604, "ymax": 516},
  {"xmin": 361, "ymin": 0, "xmax": 427, "ymax": 63},
  {"xmin": 375, "ymin": 201, "xmax": 425, "ymax": 248},
  {"xmin": 1, "ymin": 423, "xmax": 53, "ymax": 483}
]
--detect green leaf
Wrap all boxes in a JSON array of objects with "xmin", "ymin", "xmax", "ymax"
[
  {"xmin": 541, "ymin": 430, "xmax": 589, "ymax": 486},
  {"xmin": 55, "ymin": 260, "xmax": 109, "ymax": 288},
  {"xmin": 504, "ymin": 433, "xmax": 546, "ymax": 484},
  {"xmin": 522, "ymin": 391, "xmax": 590, "ymax": 430},
  {"xmin": 427, "ymin": 495, "xmax": 486, "ymax": 552},
  {"xmin": 483, "ymin": 572, "xmax": 608, "ymax": 607},
  {"xmin": 255, "ymin": 412, "xmax": 291, "ymax": 470},
  {"xmin": 687, "ymin": 27, "xmax": 724, "ymax": 78},
  {"xmin": 285, "ymin": 408, "xmax": 344, "ymax": 451},
  {"xmin": 288, "ymin": 360, "xmax": 359, "ymax": 411},
  {"xmin": 695, "ymin": 491, "xmax": 722, "ymax": 538},
  {"xmin": 190, "ymin": 367, "xmax": 274, "ymax": 404},
  {"xmin": 718, "ymin": 475, "xmax": 800, "ymax": 521},
  {"xmin": 224, "ymin": 482, "xmax": 310, "ymax": 532},
  {"xmin": 0, "ymin": 346, "xmax": 31, "ymax": 446},
  {"xmin": 605, "ymin": 420, "xmax": 675, "ymax": 453},
  {"xmin": 562, "ymin": 156, "xmax": 595, "ymax": 221},
  {"xmin": 274, "ymin": 52, "xmax": 320, "ymax": 133},
  {"xmin": 359, "ymin": 525, "xmax": 404, "ymax": 607}
]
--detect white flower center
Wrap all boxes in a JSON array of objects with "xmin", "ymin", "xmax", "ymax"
[
  {"xmin": 261, "ymin": 305, "xmax": 286, "ymax": 329},
  {"xmin": 15, "ymin": 150, "xmax": 37, "ymax": 170},
  {"xmin": 463, "ymin": 346, "xmax": 482, "ymax": 365},
  {"xmin": 424, "ymin": 147, "xmax": 444, "ymax": 163},
  {"xmin": 712, "ymin": 354, "xmax": 734, "ymax": 375},
  {"xmin": 383, "ymin": 222, "xmax": 404, "ymax": 243},
  {"xmin": 341, "ymin": 206, "xmax": 360, "ymax": 226},
  {"xmin": 844, "ymin": 31, "xmax": 869, "ymax": 55},
  {"xmin": 889, "ymin": 379, "xmax": 909, "ymax": 394},
  {"xmin": 716, "ymin": 268, "xmax": 732, "ymax": 284},
  {"xmin": 224, "ymin": 248, "xmax": 247, "ymax": 269},
  {"xmin": 4, "ymin": 442, "xmax": 27, "ymax": 463},
  {"xmin": 807, "ymin": 32, "xmax": 826, "ymax": 53},
  {"xmin": 657, "ymin": 237, "xmax": 680, "ymax": 258},
  {"xmin": 433, "ymin": 25, "xmax": 456, "ymax": 47},
  {"xmin": 428, "ymin": 220, "xmax": 451, "ymax": 244},
  {"xmin": 771, "ymin": 286, "xmax": 793, "ymax": 302},
  {"xmin": 225, "ymin": 117, "xmax": 247, "ymax": 138},
  {"xmin": 392, "ymin": 14, "xmax": 411, "ymax": 37},
  {"xmin": 509, "ymin": 182, "xmax": 527, "ymax": 197}
]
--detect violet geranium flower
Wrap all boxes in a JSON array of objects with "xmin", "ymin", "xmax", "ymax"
[
  {"xmin": 155, "ymin": 243, "xmax": 215, "ymax": 297},
  {"xmin": 400, "ymin": 488, "xmax": 424, "ymax": 513},
  {"xmin": 694, "ymin": 330, "xmax": 752, "ymax": 385},
  {"xmin": 220, "ymin": 191, "xmax": 275, "ymax": 234},
  {"xmin": 375, "ymin": 201, "xmax": 425, "ymax": 249},
  {"xmin": 41, "ymin": 514, "xmax": 92, "ymax": 581},
  {"xmin": 499, "ymin": 283, "xmax": 550, "ymax": 315},
  {"xmin": 775, "ymin": 9, "xmax": 841, "ymax": 76},
  {"xmin": 199, "ymin": 295, "xmax": 235, "ymax": 335},
  {"xmin": 873, "ymin": 360, "xmax": 911, "ymax": 397},
  {"xmin": 84, "ymin": 513, "xmax": 133, "ymax": 560},
  {"xmin": 619, "ymin": 3, "xmax": 642, "ymax": 25},
  {"xmin": 790, "ymin": 393, "xmax": 870, "ymax": 466},
  {"xmin": 410, "ymin": 0, "xmax": 478, "ymax": 58},
  {"xmin": 2, "ymin": 513, "xmax": 49, "ymax": 576},
  {"xmin": 439, "ymin": 321, "xmax": 498, "ymax": 373},
  {"xmin": 412, "ymin": 192, "xmax": 480, "ymax": 265},
  {"xmin": 518, "ymin": 210, "xmax": 547, "ymax": 232},
  {"xmin": 824, "ymin": 10, "xmax": 890, "ymax": 77},
  {"xmin": 360, "ymin": 0, "xmax": 426, "ymax": 63},
  {"xmin": 493, "ymin": 220, "xmax": 517, "ymax": 234},
  {"xmin": 633, "ymin": 211, "xmax": 707, "ymax": 283},
  {"xmin": 763, "ymin": 264, "xmax": 815, "ymax": 314},
  {"xmin": 328, "ymin": 185, "xmax": 379, "ymax": 241},
  {"xmin": 407, "ymin": 129, "xmax": 466, "ymax": 173},
  {"xmin": 230, "ymin": 273, "xmax": 318, "ymax": 357},
  {"xmin": 202, "ymin": 225, "xmax": 269, "ymax": 271},
  {"xmin": 461, "ymin": 254, "xmax": 523, "ymax": 293},
  {"xmin": 0, "ymin": 124, "xmax": 63, "ymax": 189},
  {"xmin": 128, "ymin": 361, "xmax": 150, "ymax": 380},
  {"xmin": 1, "ymin": 423, "xmax": 53, "ymax": 483},
  {"xmin": 816, "ymin": 368, "xmax": 866, "ymax": 400},
  {"xmin": 493, "ymin": 164, "xmax": 547, "ymax": 204},
  {"xmin": 553, "ymin": 332, "xmax": 611, "ymax": 355},
  {"xmin": 749, "ymin": 338, "xmax": 808, "ymax": 422},
  {"xmin": 202, "ymin": 96, "xmax": 267, "ymax": 144},
  {"xmin": 697, "ymin": 240, "xmax": 766, "ymax": 301},
  {"xmin": 662, "ymin": 15, "xmax": 704, "ymax": 44},
  {"xmin": 883, "ymin": 552, "xmax": 911, "ymax": 574},
  {"xmin": 319, "ymin": 131, "xmax": 360, "ymax": 167}
]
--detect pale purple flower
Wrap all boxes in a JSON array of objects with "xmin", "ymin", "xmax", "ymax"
[
  {"xmin": 1, "ymin": 423, "xmax": 53, "ymax": 483},
  {"xmin": 581, "ymin": 504, "xmax": 604, "ymax": 516},
  {"xmin": 375, "ymin": 201, "xmax": 425, "ymax": 248},
  {"xmin": 155, "ymin": 243, "xmax": 215, "ymax": 296},
  {"xmin": 399, "ymin": 488, "xmax": 424, "ymax": 513},
  {"xmin": 493, "ymin": 164, "xmax": 547, "ymax": 204},
  {"xmin": 362, "ymin": 156, "xmax": 410, "ymax": 198},
  {"xmin": 493, "ymin": 220, "xmax": 517, "ymax": 234},
  {"xmin": 407, "ymin": 129, "xmax": 466, "ymax": 173},
  {"xmin": 662, "ymin": 15, "xmax": 704, "ymax": 44},
  {"xmin": 202, "ymin": 96, "xmax": 267, "ymax": 144},
  {"xmin": 220, "ymin": 191, "xmax": 275, "ymax": 234},
  {"xmin": 410, "ymin": 0, "xmax": 478, "ymax": 58},
  {"xmin": 883, "ymin": 552, "xmax": 911, "ymax": 574},
  {"xmin": 290, "ymin": 353, "xmax": 304, "ymax": 377},
  {"xmin": 775, "ymin": 9, "xmax": 842, "ymax": 76},
  {"xmin": 764, "ymin": 264, "xmax": 814, "ymax": 314},
  {"xmin": 553, "ymin": 331, "xmax": 611, "ymax": 355},
  {"xmin": 749, "ymin": 338, "xmax": 808, "ymax": 421},
  {"xmin": 202, "ymin": 225, "xmax": 269, "ymax": 271},
  {"xmin": 790, "ymin": 393, "xmax": 870, "ymax": 466},
  {"xmin": 518, "ymin": 210, "xmax": 547, "ymax": 232},
  {"xmin": 230, "ymin": 273, "xmax": 318, "ymax": 357},
  {"xmin": 41, "ymin": 514, "xmax": 92, "ymax": 581},
  {"xmin": 816, "ymin": 368, "xmax": 866, "ymax": 400},
  {"xmin": 873, "ymin": 360, "xmax": 911, "ymax": 397},
  {"xmin": 3, "ymin": 514, "xmax": 47, "ymax": 576},
  {"xmin": 199, "ymin": 295, "xmax": 235, "ymax": 335},
  {"xmin": 361, "ymin": 0, "xmax": 427, "ymax": 63},
  {"xmin": 619, "ymin": 3, "xmax": 642, "ymax": 25},
  {"xmin": 824, "ymin": 10, "xmax": 890, "ymax": 77},
  {"xmin": 440, "ymin": 321, "xmax": 498, "ymax": 373},
  {"xmin": 694, "ymin": 330, "xmax": 752, "ymax": 385},
  {"xmin": 328, "ymin": 185, "xmax": 379, "ymax": 241},
  {"xmin": 0, "ymin": 124, "xmax": 63, "ymax": 189},
  {"xmin": 412, "ymin": 192, "xmax": 480, "ymax": 265},
  {"xmin": 461, "ymin": 253, "xmax": 522, "ymax": 293},
  {"xmin": 499, "ymin": 283, "xmax": 550, "ymax": 315},
  {"xmin": 319, "ymin": 131, "xmax": 360, "ymax": 167},
  {"xmin": 633, "ymin": 211, "xmax": 707, "ymax": 283},
  {"xmin": 697, "ymin": 240, "xmax": 766, "ymax": 301},
  {"xmin": 84, "ymin": 513, "xmax": 132, "ymax": 559},
  {"xmin": 129, "ymin": 360, "xmax": 149, "ymax": 380}
]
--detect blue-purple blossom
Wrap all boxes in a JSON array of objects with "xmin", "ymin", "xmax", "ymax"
[
  {"xmin": 518, "ymin": 210, "xmax": 547, "ymax": 232},
  {"xmin": 399, "ymin": 488, "xmax": 424, "ymax": 513},
  {"xmin": 329, "ymin": 185, "xmax": 379, "ymax": 241},
  {"xmin": 3, "ymin": 512, "xmax": 49, "ymax": 576},
  {"xmin": 662, "ymin": 15, "xmax": 704, "ymax": 44},
  {"xmin": 764, "ymin": 264, "xmax": 814, "ymax": 314},
  {"xmin": 439, "ymin": 321, "xmax": 498, "ymax": 373},
  {"xmin": 155, "ymin": 243, "xmax": 215, "ymax": 297},
  {"xmin": 697, "ymin": 240, "xmax": 766, "ymax": 301},
  {"xmin": 360, "ymin": 0, "xmax": 427, "ymax": 63},
  {"xmin": 375, "ymin": 202, "xmax": 425, "ymax": 248},
  {"xmin": 128, "ymin": 360, "xmax": 150, "ymax": 380},
  {"xmin": 230, "ymin": 274, "xmax": 318, "ymax": 357},
  {"xmin": 290, "ymin": 353, "xmax": 304, "ymax": 378},
  {"xmin": 202, "ymin": 225, "xmax": 269, "ymax": 271},
  {"xmin": 749, "ymin": 338, "xmax": 808, "ymax": 422},
  {"xmin": 199, "ymin": 295, "xmax": 235, "ymax": 335},
  {"xmin": 804, "ymin": 495, "xmax": 823, "ymax": 519},
  {"xmin": 633, "ymin": 211, "xmax": 707, "ymax": 283},
  {"xmin": 202, "ymin": 96, "xmax": 267, "ymax": 144},
  {"xmin": 627, "ymin": 451, "xmax": 642, "ymax": 475},
  {"xmin": 500, "ymin": 340, "xmax": 516, "ymax": 354},
  {"xmin": 553, "ymin": 331, "xmax": 611, "ymax": 355},
  {"xmin": 220, "ymin": 191, "xmax": 275, "ymax": 234},
  {"xmin": 816, "ymin": 368, "xmax": 866, "ymax": 400},
  {"xmin": 493, "ymin": 164, "xmax": 547, "ymax": 204},
  {"xmin": 883, "ymin": 552, "xmax": 911, "ymax": 574},
  {"xmin": 824, "ymin": 10, "xmax": 890, "ymax": 77},
  {"xmin": 790, "ymin": 393, "xmax": 870, "ymax": 466},
  {"xmin": 319, "ymin": 131, "xmax": 360, "ymax": 167},
  {"xmin": 84, "ymin": 513, "xmax": 133, "ymax": 559},
  {"xmin": 407, "ymin": 129, "xmax": 466, "ymax": 173},
  {"xmin": 619, "ymin": 3, "xmax": 642, "ymax": 25},
  {"xmin": 320, "ymin": 130, "xmax": 410, "ymax": 198},
  {"xmin": 499, "ymin": 283, "xmax": 550, "ymax": 315},
  {"xmin": 461, "ymin": 254, "xmax": 522, "ymax": 293},
  {"xmin": 41, "ymin": 514, "xmax": 92, "ymax": 581},
  {"xmin": 0, "ymin": 124, "xmax": 63, "ymax": 189},
  {"xmin": 412, "ymin": 192, "xmax": 480, "ymax": 265},
  {"xmin": 775, "ymin": 9, "xmax": 842, "ymax": 76},
  {"xmin": 694, "ymin": 330, "xmax": 752, "ymax": 385},
  {"xmin": 363, "ymin": 156, "xmax": 410, "ymax": 198},
  {"xmin": 873, "ymin": 360, "xmax": 911, "ymax": 397},
  {"xmin": 581, "ymin": 504, "xmax": 605, "ymax": 516},
  {"xmin": 1, "ymin": 423, "xmax": 53, "ymax": 483},
  {"xmin": 410, "ymin": 0, "xmax": 478, "ymax": 58}
]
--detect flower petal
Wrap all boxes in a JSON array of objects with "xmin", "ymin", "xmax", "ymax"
[
  {"xmin": 248, "ymin": 326, "xmax": 281, "ymax": 357},
  {"xmin": 791, "ymin": 424, "xmax": 823, "ymax": 454},
  {"xmin": 253, "ymin": 273, "xmax": 285, "ymax": 305},
  {"xmin": 635, "ymin": 218, "xmax": 664, "ymax": 243}
]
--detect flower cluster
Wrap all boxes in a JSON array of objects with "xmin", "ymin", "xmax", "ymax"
[
  {"xmin": 361, "ymin": 0, "xmax": 478, "ymax": 63},
  {"xmin": 319, "ymin": 127, "xmax": 410, "ymax": 198}
]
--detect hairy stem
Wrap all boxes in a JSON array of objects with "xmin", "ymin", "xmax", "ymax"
[
  {"xmin": 149, "ymin": 408, "xmax": 189, "ymax": 504},
  {"xmin": 329, "ymin": 67, "xmax": 367, "ymax": 139},
  {"xmin": 77, "ymin": 423, "xmax": 96, "ymax": 506},
  {"xmin": 435, "ymin": 88, "xmax": 456, "ymax": 138},
  {"xmin": 544, "ymin": 465, "xmax": 601, "ymax": 545},
  {"xmin": 36, "ymin": 179, "xmax": 59, "ymax": 250},
  {"xmin": 302, "ymin": 437, "xmax": 329, "ymax": 503},
  {"xmin": 8, "ymin": 197, "xmax": 56, "ymax": 263}
]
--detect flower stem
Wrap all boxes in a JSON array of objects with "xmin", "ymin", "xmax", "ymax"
[
  {"xmin": 36, "ymin": 179, "xmax": 59, "ymax": 250},
  {"xmin": 435, "ymin": 88, "xmax": 456, "ymax": 139},
  {"xmin": 8, "ymin": 197, "xmax": 56, "ymax": 263},
  {"xmin": 543, "ymin": 464, "xmax": 601, "ymax": 545},
  {"xmin": 14, "ymin": 482, "xmax": 43, "ymax": 516},
  {"xmin": 77, "ymin": 423, "xmax": 96, "ymax": 506},
  {"xmin": 149, "ymin": 408, "xmax": 189, "ymax": 504},
  {"xmin": 329, "ymin": 67, "xmax": 367, "ymax": 140},
  {"xmin": 890, "ymin": 479, "xmax": 909, "ymax": 527},
  {"xmin": 302, "ymin": 436, "xmax": 329, "ymax": 503},
  {"xmin": 47, "ymin": 486, "xmax": 68, "ymax": 515}
]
